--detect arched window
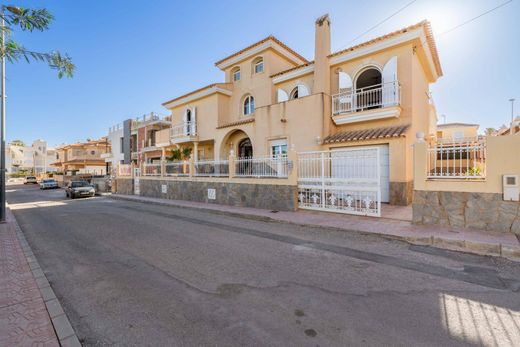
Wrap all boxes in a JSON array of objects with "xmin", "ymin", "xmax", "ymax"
[
  {"xmin": 355, "ymin": 67, "xmax": 382, "ymax": 110},
  {"xmin": 252, "ymin": 57, "xmax": 264, "ymax": 74},
  {"xmin": 243, "ymin": 95, "xmax": 255, "ymax": 115},
  {"xmin": 231, "ymin": 67, "xmax": 240, "ymax": 82},
  {"xmin": 290, "ymin": 84, "xmax": 309, "ymax": 99}
]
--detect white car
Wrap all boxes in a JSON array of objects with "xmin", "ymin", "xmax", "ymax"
[
  {"xmin": 24, "ymin": 176, "xmax": 38, "ymax": 184},
  {"xmin": 40, "ymin": 179, "xmax": 59, "ymax": 190}
]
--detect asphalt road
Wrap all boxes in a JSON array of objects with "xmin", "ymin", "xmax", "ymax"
[{"xmin": 7, "ymin": 184, "xmax": 520, "ymax": 346}]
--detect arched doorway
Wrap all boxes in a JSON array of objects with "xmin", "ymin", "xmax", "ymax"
[
  {"xmin": 238, "ymin": 138, "xmax": 253, "ymax": 158},
  {"xmin": 355, "ymin": 68, "xmax": 382, "ymax": 111}
]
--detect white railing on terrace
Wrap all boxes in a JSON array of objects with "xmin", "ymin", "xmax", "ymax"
[
  {"xmin": 171, "ymin": 121, "xmax": 196, "ymax": 138},
  {"xmin": 332, "ymin": 81, "xmax": 400, "ymax": 115},
  {"xmin": 194, "ymin": 159, "xmax": 229, "ymax": 177},
  {"xmin": 427, "ymin": 142, "xmax": 486, "ymax": 179},
  {"xmin": 164, "ymin": 161, "xmax": 189, "ymax": 177},
  {"xmin": 235, "ymin": 155, "xmax": 288, "ymax": 178},
  {"xmin": 437, "ymin": 137, "xmax": 480, "ymax": 145},
  {"xmin": 118, "ymin": 164, "xmax": 132, "ymax": 177},
  {"xmin": 143, "ymin": 163, "xmax": 161, "ymax": 176}
]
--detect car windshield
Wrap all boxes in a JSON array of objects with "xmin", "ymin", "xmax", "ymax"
[
  {"xmin": 71, "ymin": 181, "xmax": 89, "ymax": 188},
  {"xmin": 27, "ymin": 177, "xmax": 36, "ymax": 179},
  {"xmin": 43, "ymin": 180, "xmax": 54, "ymax": 183}
]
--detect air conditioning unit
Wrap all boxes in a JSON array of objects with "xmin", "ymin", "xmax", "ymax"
[{"xmin": 503, "ymin": 175, "xmax": 519, "ymax": 201}]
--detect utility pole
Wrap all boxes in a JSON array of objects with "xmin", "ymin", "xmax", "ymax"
[
  {"xmin": 509, "ymin": 98, "xmax": 515, "ymax": 136},
  {"xmin": 1, "ymin": 6, "xmax": 6, "ymax": 222}
]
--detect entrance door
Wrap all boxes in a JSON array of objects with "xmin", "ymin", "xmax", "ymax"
[
  {"xmin": 238, "ymin": 138, "xmax": 253, "ymax": 158},
  {"xmin": 271, "ymin": 140, "xmax": 288, "ymax": 177}
]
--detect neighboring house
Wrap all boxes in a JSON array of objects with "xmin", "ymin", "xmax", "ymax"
[
  {"xmin": 5, "ymin": 139, "xmax": 57, "ymax": 174},
  {"xmin": 435, "ymin": 123, "xmax": 480, "ymax": 144},
  {"xmin": 52, "ymin": 138, "xmax": 110, "ymax": 175},
  {"xmin": 496, "ymin": 116, "xmax": 520, "ymax": 136},
  {"xmin": 107, "ymin": 113, "xmax": 171, "ymax": 167},
  {"xmin": 137, "ymin": 16, "xmax": 441, "ymax": 205}
]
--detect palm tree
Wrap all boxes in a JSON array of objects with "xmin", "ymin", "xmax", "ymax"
[{"xmin": 484, "ymin": 128, "xmax": 496, "ymax": 136}]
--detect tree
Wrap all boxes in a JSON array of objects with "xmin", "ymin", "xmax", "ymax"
[
  {"xmin": 484, "ymin": 128, "xmax": 496, "ymax": 136},
  {"xmin": 10, "ymin": 139, "xmax": 24, "ymax": 146},
  {"xmin": 167, "ymin": 147, "xmax": 192, "ymax": 162},
  {"xmin": 1, "ymin": 5, "xmax": 75, "ymax": 78}
]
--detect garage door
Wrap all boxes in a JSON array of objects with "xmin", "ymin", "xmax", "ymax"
[{"xmin": 332, "ymin": 145, "xmax": 389, "ymax": 203}]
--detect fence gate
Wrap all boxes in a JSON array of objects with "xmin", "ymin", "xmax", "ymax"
[
  {"xmin": 133, "ymin": 168, "xmax": 140, "ymax": 195},
  {"xmin": 297, "ymin": 148, "xmax": 381, "ymax": 217}
]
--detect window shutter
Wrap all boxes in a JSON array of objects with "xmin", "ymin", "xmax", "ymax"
[
  {"xmin": 192, "ymin": 107, "xmax": 197, "ymax": 135},
  {"xmin": 297, "ymin": 85, "xmax": 309, "ymax": 97},
  {"xmin": 277, "ymin": 89, "xmax": 289, "ymax": 103},
  {"xmin": 382, "ymin": 56, "xmax": 398, "ymax": 106}
]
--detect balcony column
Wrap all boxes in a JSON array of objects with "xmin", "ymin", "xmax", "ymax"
[{"xmin": 193, "ymin": 141, "xmax": 199, "ymax": 162}]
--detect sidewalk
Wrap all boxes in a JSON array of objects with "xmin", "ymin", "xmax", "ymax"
[
  {"xmin": 0, "ymin": 208, "xmax": 80, "ymax": 347},
  {"xmin": 110, "ymin": 194, "xmax": 520, "ymax": 261}
]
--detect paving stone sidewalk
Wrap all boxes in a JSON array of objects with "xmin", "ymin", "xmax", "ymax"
[
  {"xmin": 111, "ymin": 194, "xmax": 520, "ymax": 261},
  {"xmin": 0, "ymin": 208, "xmax": 80, "ymax": 347}
]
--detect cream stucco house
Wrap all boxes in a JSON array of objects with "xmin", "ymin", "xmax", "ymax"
[
  {"xmin": 150, "ymin": 15, "xmax": 443, "ymax": 205},
  {"xmin": 112, "ymin": 15, "xmax": 442, "ymax": 206}
]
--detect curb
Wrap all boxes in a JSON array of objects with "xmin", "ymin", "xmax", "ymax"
[
  {"xmin": 11, "ymin": 209, "xmax": 82, "ymax": 347},
  {"xmin": 109, "ymin": 194, "xmax": 520, "ymax": 263}
]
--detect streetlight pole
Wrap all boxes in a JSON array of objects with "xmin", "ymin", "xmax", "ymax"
[{"xmin": 1, "ymin": 6, "xmax": 6, "ymax": 222}]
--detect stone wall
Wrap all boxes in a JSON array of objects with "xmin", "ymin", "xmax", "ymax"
[
  {"xmin": 116, "ymin": 178, "xmax": 133, "ymax": 195},
  {"xmin": 413, "ymin": 190, "xmax": 520, "ymax": 234},
  {"xmin": 390, "ymin": 181, "xmax": 413, "ymax": 206},
  {"xmin": 118, "ymin": 178, "xmax": 298, "ymax": 211}
]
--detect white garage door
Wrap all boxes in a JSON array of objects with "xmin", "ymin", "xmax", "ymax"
[{"xmin": 332, "ymin": 145, "xmax": 390, "ymax": 203}]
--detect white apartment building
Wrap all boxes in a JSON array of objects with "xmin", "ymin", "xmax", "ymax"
[{"xmin": 5, "ymin": 139, "xmax": 57, "ymax": 174}]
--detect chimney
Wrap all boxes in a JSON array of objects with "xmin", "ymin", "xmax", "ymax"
[{"xmin": 313, "ymin": 14, "xmax": 331, "ymax": 95}]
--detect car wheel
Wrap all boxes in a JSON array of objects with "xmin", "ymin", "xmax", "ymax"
[{"xmin": 70, "ymin": 193, "xmax": 75, "ymax": 199}]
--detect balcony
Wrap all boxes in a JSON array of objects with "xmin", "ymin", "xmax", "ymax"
[
  {"xmin": 331, "ymin": 81, "xmax": 401, "ymax": 125},
  {"xmin": 170, "ymin": 121, "xmax": 197, "ymax": 144}
]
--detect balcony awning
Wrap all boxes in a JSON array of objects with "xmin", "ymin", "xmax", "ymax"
[{"xmin": 323, "ymin": 125, "xmax": 409, "ymax": 144}]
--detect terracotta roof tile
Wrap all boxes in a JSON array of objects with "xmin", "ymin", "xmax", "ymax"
[
  {"xmin": 323, "ymin": 125, "xmax": 410, "ymax": 144},
  {"xmin": 162, "ymin": 83, "xmax": 233, "ymax": 107},
  {"xmin": 216, "ymin": 118, "xmax": 255, "ymax": 129},
  {"xmin": 215, "ymin": 35, "xmax": 308, "ymax": 67},
  {"xmin": 271, "ymin": 61, "xmax": 314, "ymax": 78}
]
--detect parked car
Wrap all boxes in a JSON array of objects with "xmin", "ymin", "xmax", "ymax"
[
  {"xmin": 65, "ymin": 181, "xmax": 95, "ymax": 199},
  {"xmin": 24, "ymin": 176, "xmax": 38, "ymax": 184},
  {"xmin": 40, "ymin": 179, "xmax": 59, "ymax": 190}
]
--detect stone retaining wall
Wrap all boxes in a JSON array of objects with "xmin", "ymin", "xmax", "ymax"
[
  {"xmin": 116, "ymin": 178, "xmax": 298, "ymax": 211},
  {"xmin": 116, "ymin": 178, "xmax": 133, "ymax": 195},
  {"xmin": 413, "ymin": 190, "xmax": 520, "ymax": 234},
  {"xmin": 390, "ymin": 181, "xmax": 413, "ymax": 206}
]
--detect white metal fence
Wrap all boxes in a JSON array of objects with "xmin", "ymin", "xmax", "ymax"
[
  {"xmin": 118, "ymin": 164, "xmax": 132, "ymax": 177},
  {"xmin": 332, "ymin": 81, "xmax": 400, "ymax": 115},
  {"xmin": 235, "ymin": 155, "xmax": 288, "ymax": 178},
  {"xmin": 164, "ymin": 161, "xmax": 190, "ymax": 177},
  {"xmin": 297, "ymin": 148, "xmax": 381, "ymax": 217},
  {"xmin": 194, "ymin": 159, "xmax": 229, "ymax": 177},
  {"xmin": 427, "ymin": 142, "xmax": 486, "ymax": 179},
  {"xmin": 143, "ymin": 163, "xmax": 161, "ymax": 176},
  {"xmin": 171, "ymin": 121, "xmax": 196, "ymax": 138}
]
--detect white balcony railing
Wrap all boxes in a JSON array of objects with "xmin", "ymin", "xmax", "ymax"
[
  {"xmin": 332, "ymin": 81, "xmax": 400, "ymax": 115},
  {"xmin": 118, "ymin": 164, "xmax": 132, "ymax": 177},
  {"xmin": 427, "ymin": 142, "xmax": 486, "ymax": 179},
  {"xmin": 171, "ymin": 121, "xmax": 196, "ymax": 139},
  {"xmin": 143, "ymin": 163, "xmax": 161, "ymax": 176},
  {"xmin": 194, "ymin": 159, "xmax": 229, "ymax": 177},
  {"xmin": 164, "ymin": 161, "xmax": 190, "ymax": 177},
  {"xmin": 235, "ymin": 155, "xmax": 288, "ymax": 178},
  {"xmin": 437, "ymin": 137, "xmax": 480, "ymax": 145}
]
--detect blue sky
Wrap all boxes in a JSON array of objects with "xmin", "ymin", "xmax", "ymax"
[{"xmin": 6, "ymin": 0, "xmax": 520, "ymax": 146}]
